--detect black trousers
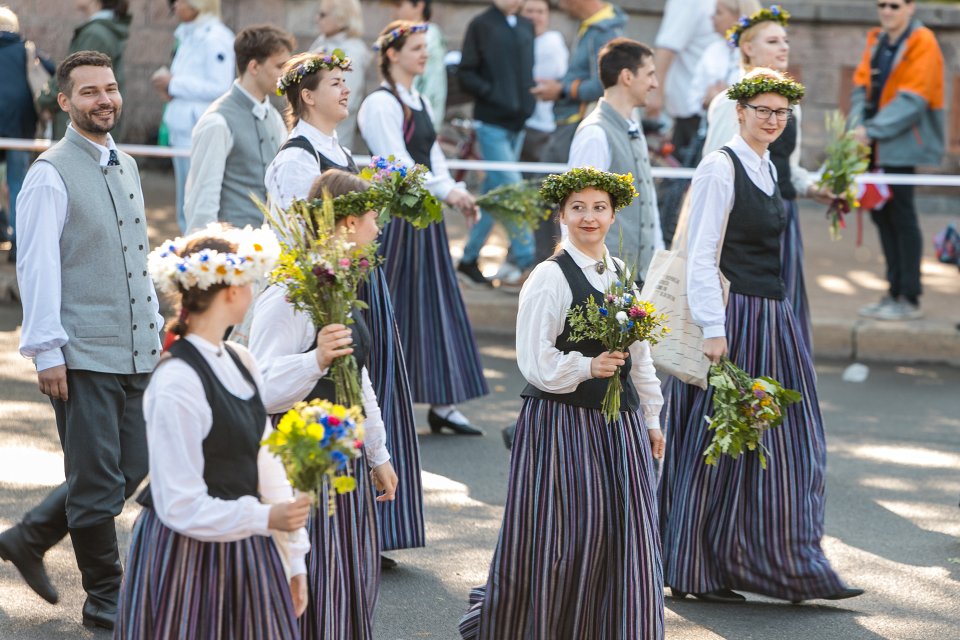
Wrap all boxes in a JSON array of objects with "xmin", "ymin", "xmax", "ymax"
[
  {"xmin": 871, "ymin": 166, "xmax": 923, "ymax": 302},
  {"xmin": 21, "ymin": 370, "xmax": 149, "ymax": 549}
]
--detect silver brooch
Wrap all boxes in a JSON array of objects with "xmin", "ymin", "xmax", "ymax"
[{"xmin": 595, "ymin": 261, "xmax": 605, "ymax": 274}]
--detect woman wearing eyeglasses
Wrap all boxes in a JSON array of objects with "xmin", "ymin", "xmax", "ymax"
[
  {"xmin": 701, "ymin": 6, "xmax": 832, "ymax": 355},
  {"xmin": 658, "ymin": 68, "xmax": 863, "ymax": 606}
]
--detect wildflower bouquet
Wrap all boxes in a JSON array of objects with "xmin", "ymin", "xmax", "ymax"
[
  {"xmin": 265, "ymin": 196, "xmax": 379, "ymax": 408},
  {"xmin": 359, "ymin": 155, "xmax": 443, "ymax": 229},
  {"xmin": 817, "ymin": 111, "xmax": 870, "ymax": 240},
  {"xmin": 262, "ymin": 399, "xmax": 365, "ymax": 513},
  {"xmin": 567, "ymin": 264, "xmax": 669, "ymax": 423},
  {"xmin": 703, "ymin": 358, "xmax": 802, "ymax": 469},
  {"xmin": 475, "ymin": 180, "xmax": 552, "ymax": 232}
]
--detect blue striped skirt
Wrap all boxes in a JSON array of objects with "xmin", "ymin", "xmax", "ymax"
[
  {"xmin": 658, "ymin": 292, "xmax": 846, "ymax": 601},
  {"xmin": 114, "ymin": 508, "xmax": 299, "ymax": 640},
  {"xmin": 459, "ymin": 398, "xmax": 664, "ymax": 640},
  {"xmin": 358, "ymin": 268, "xmax": 426, "ymax": 550},
  {"xmin": 378, "ymin": 218, "xmax": 488, "ymax": 405},
  {"xmin": 781, "ymin": 198, "xmax": 812, "ymax": 353},
  {"xmin": 301, "ymin": 453, "xmax": 380, "ymax": 640}
]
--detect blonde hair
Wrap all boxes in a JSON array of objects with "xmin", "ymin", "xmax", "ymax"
[
  {"xmin": 185, "ymin": 0, "xmax": 221, "ymax": 18},
  {"xmin": 321, "ymin": 0, "xmax": 364, "ymax": 39},
  {"xmin": 717, "ymin": 0, "xmax": 762, "ymax": 17},
  {"xmin": 0, "ymin": 5, "xmax": 19, "ymax": 32},
  {"xmin": 738, "ymin": 19, "xmax": 785, "ymax": 67}
]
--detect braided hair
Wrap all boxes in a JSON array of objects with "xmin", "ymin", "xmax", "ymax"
[{"xmin": 375, "ymin": 20, "xmax": 424, "ymax": 124}]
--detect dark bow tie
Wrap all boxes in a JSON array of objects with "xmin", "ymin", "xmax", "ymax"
[{"xmin": 628, "ymin": 127, "xmax": 641, "ymax": 140}]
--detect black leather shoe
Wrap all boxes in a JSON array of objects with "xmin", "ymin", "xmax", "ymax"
[
  {"xmin": 501, "ymin": 424, "xmax": 516, "ymax": 450},
  {"xmin": 81, "ymin": 598, "xmax": 115, "ymax": 630},
  {"xmin": 671, "ymin": 587, "xmax": 745, "ymax": 603},
  {"xmin": 380, "ymin": 555, "xmax": 398, "ymax": 571},
  {"xmin": 428, "ymin": 410, "xmax": 484, "ymax": 436},
  {"xmin": 824, "ymin": 587, "xmax": 864, "ymax": 600},
  {"xmin": 0, "ymin": 525, "xmax": 59, "ymax": 604}
]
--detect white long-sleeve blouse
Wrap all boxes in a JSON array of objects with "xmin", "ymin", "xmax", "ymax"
[
  {"xmin": 516, "ymin": 239, "xmax": 663, "ymax": 430},
  {"xmin": 247, "ymin": 285, "xmax": 390, "ymax": 468},
  {"xmin": 143, "ymin": 334, "xmax": 309, "ymax": 577}
]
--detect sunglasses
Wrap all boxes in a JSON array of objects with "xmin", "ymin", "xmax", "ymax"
[{"xmin": 877, "ymin": 2, "xmax": 904, "ymax": 9}]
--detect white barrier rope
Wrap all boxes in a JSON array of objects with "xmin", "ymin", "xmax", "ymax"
[{"xmin": 2, "ymin": 137, "xmax": 956, "ymax": 186}]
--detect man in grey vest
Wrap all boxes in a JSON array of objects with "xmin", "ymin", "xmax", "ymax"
[
  {"xmin": 0, "ymin": 51, "xmax": 161, "ymax": 630},
  {"xmin": 184, "ymin": 24, "xmax": 295, "ymax": 231},
  {"xmin": 568, "ymin": 38, "xmax": 664, "ymax": 281}
]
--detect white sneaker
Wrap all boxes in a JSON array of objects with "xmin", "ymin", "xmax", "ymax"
[
  {"xmin": 873, "ymin": 300, "xmax": 924, "ymax": 321},
  {"xmin": 493, "ymin": 262, "xmax": 523, "ymax": 283},
  {"xmin": 858, "ymin": 295, "xmax": 896, "ymax": 319}
]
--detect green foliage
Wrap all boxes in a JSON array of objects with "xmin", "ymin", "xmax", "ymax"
[
  {"xmin": 703, "ymin": 358, "xmax": 802, "ymax": 469},
  {"xmin": 475, "ymin": 180, "xmax": 552, "ymax": 232},
  {"xmin": 566, "ymin": 260, "xmax": 669, "ymax": 423},
  {"xmin": 359, "ymin": 156, "xmax": 443, "ymax": 229},
  {"xmin": 276, "ymin": 49, "xmax": 352, "ymax": 96},
  {"xmin": 540, "ymin": 167, "xmax": 638, "ymax": 211},
  {"xmin": 727, "ymin": 74, "xmax": 805, "ymax": 104},
  {"xmin": 817, "ymin": 111, "xmax": 871, "ymax": 240},
  {"xmin": 262, "ymin": 399, "xmax": 364, "ymax": 513}
]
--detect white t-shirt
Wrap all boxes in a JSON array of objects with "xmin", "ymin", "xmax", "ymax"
[
  {"xmin": 654, "ymin": 0, "xmax": 722, "ymax": 119},
  {"xmin": 526, "ymin": 30, "xmax": 569, "ymax": 133}
]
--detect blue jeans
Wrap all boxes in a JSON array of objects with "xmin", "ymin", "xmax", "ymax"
[
  {"xmin": 461, "ymin": 122, "xmax": 534, "ymax": 268},
  {"xmin": 4, "ymin": 150, "xmax": 31, "ymax": 244}
]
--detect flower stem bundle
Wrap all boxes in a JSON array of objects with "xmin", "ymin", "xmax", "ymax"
[
  {"xmin": 817, "ymin": 111, "xmax": 870, "ymax": 240},
  {"xmin": 262, "ymin": 399, "xmax": 365, "ymax": 513},
  {"xmin": 703, "ymin": 358, "xmax": 802, "ymax": 469}
]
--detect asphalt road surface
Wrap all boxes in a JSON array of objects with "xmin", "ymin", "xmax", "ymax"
[{"xmin": 1, "ymin": 300, "xmax": 958, "ymax": 639}]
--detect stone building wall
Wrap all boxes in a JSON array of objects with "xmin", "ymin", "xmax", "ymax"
[{"xmin": 9, "ymin": 0, "xmax": 960, "ymax": 169}]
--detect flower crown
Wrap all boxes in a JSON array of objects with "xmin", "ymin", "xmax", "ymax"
[
  {"xmin": 373, "ymin": 23, "xmax": 428, "ymax": 52},
  {"xmin": 727, "ymin": 73, "xmax": 805, "ymax": 104},
  {"xmin": 726, "ymin": 5, "xmax": 790, "ymax": 48},
  {"xmin": 149, "ymin": 223, "xmax": 281, "ymax": 295},
  {"xmin": 276, "ymin": 49, "xmax": 352, "ymax": 97},
  {"xmin": 540, "ymin": 167, "xmax": 638, "ymax": 211},
  {"xmin": 326, "ymin": 189, "xmax": 388, "ymax": 220}
]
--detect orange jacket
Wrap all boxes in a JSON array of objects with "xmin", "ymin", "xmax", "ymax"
[{"xmin": 854, "ymin": 25, "xmax": 944, "ymax": 110}]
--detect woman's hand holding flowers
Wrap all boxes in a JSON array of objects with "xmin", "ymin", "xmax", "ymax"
[
  {"xmin": 703, "ymin": 337, "xmax": 728, "ymax": 364},
  {"xmin": 315, "ymin": 323, "xmax": 354, "ymax": 371},
  {"xmin": 446, "ymin": 188, "xmax": 478, "ymax": 223},
  {"xmin": 267, "ymin": 492, "xmax": 312, "ymax": 531},
  {"xmin": 591, "ymin": 351, "xmax": 627, "ymax": 379}
]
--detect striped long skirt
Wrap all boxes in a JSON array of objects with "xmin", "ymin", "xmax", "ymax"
[
  {"xmin": 658, "ymin": 292, "xmax": 846, "ymax": 601},
  {"xmin": 458, "ymin": 398, "xmax": 664, "ymax": 640},
  {"xmin": 378, "ymin": 218, "xmax": 488, "ymax": 405},
  {"xmin": 301, "ymin": 453, "xmax": 380, "ymax": 640},
  {"xmin": 358, "ymin": 268, "xmax": 426, "ymax": 550},
  {"xmin": 114, "ymin": 508, "xmax": 299, "ymax": 640},
  {"xmin": 782, "ymin": 198, "xmax": 813, "ymax": 353}
]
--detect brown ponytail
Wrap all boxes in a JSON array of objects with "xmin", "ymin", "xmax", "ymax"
[
  {"xmin": 163, "ymin": 236, "xmax": 238, "ymax": 340},
  {"xmin": 376, "ymin": 20, "xmax": 420, "ymax": 124},
  {"xmin": 279, "ymin": 52, "xmax": 327, "ymax": 130}
]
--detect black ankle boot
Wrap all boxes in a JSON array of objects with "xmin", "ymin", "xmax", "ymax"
[
  {"xmin": 0, "ymin": 483, "xmax": 70, "ymax": 604},
  {"xmin": 69, "ymin": 521, "xmax": 123, "ymax": 630}
]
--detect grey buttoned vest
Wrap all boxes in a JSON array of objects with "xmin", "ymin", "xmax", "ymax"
[
  {"xmin": 577, "ymin": 99, "xmax": 661, "ymax": 278},
  {"xmin": 209, "ymin": 84, "xmax": 286, "ymax": 228},
  {"xmin": 39, "ymin": 127, "xmax": 160, "ymax": 374}
]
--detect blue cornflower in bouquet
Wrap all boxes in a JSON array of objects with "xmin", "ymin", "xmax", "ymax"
[
  {"xmin": 703, "ymin": 358, "xmax": 802, "ymax": 469},
  {"xmin": 359, "ymin": 155, "xmax": 443, "ymax": 229},
  {"xmin": 566, "ymin": 261, "xmax": 669, "ymax": 423},
  {"xmin": 263, "ymin": 399, "xmax": 365, "ymax": 513}
]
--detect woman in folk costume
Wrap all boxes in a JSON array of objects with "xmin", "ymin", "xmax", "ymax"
[
  {"xmin": 250, "ymin": 170, "xmax": 399, "ymax": 640},
  {"xmin": 659, "ymin": 69, "xmax": 863, "ymax": 604},
  {"xmin": 114, "ymin": 224, "xmax": 311, "ymax": 639},
  {"xmin": 459, "ymin": 168, "xmax": 666, "ymax": 640},
  {"xmin": 266, "ymin": 51, "xmax": 426, "ymax": 557},
  {"xmin": 358, "ymin": 21, "xmax": 488, "ymax": 436},
  {"xmin": 702, "ymin": 5, "xmax": 834, "ymax": 353}
]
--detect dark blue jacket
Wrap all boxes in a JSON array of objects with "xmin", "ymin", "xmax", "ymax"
[{"xmin": 0, "ymin": 32, "xmax": 38, "ymax": 138}]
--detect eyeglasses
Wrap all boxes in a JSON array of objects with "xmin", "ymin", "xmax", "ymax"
[
  {"xmin": 877, "ymin": 2, "xmax": 903, "ymax": 10},
  {"xmin": 743, "ymin": 104, "xmax": 793, "ymax": 121}
]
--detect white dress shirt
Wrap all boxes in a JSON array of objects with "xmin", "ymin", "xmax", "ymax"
[
  {"xmin": 248, "ymin": 286, "xmax": 390, "ymax": 468},
  {"xmin": 185, "ymin": 82, "xmax": 287, "ymax": 231},
  {"xmin": 264, "ymin": 120, "xmax": 350, "ymax": 211},
  {"xmin": 358, "ymin": 82, "xmax": 464, "ymax": 201},
  {"xmin": 687, "ymin": 135, "xmax": 777, "ymax": 339},
  {"xmin": 702, "ymin": 92, "xmax": 814, "ymax": 195},
  {"xmin": 163, "ymin": 15, "xmax": 236, "ymax": 148},
  {"xmin": 144, "ymin": 334, "xmax": 309, "ymax": 577},
  {"xmin": 654, "ymin": 0, "xmax": 723, "ymax": 118},
  {"xmin": 516, "ymin": 239, "xmax": 663, "ymax": 430},
  {"xmin": 526, "ymin": 30, "xmax": 569, "ymax": 133},
  {"xmin": 16, "ymin": 128, "xmax": 164, "ymax": 371}
]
